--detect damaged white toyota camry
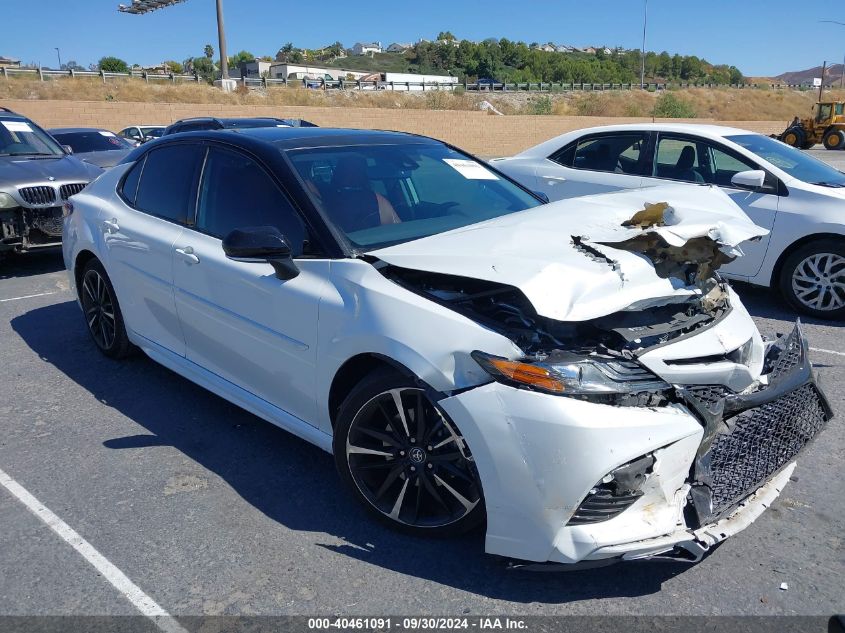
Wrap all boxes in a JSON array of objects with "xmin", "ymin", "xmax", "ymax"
[{"xmin": 62, "ymin": 127, "xmax": 831, "ymax": 566}]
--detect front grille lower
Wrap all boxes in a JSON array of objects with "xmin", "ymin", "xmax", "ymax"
[
  {"xmin": 682, "ymin": 324, "xmax": 830, "ymax": 526},
  {"xmin": 30, "ymin": 208, "xmax": 64, "ymax": 237},
  {"xmin": 60, "ymin": 183, "xmax": 87, "ymax": 200},
  {"xmin": 18, "ymin": 186, "xmax": 57, "ymax": 206},
  {"xmin": 567, "ymin": 489, "xmax": 643, "ymax": 525},
  {"xmin": 707, "ymin": 383, "xmax": 826, "ymax": 515}
]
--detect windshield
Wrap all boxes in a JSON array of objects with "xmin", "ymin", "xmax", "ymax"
[
  {"xmin": 224, "ymin": 119, "xmax": 286, "ymax": 129},
  {"xmin": 286, "ymin": 143, "xmax": 541, "ymax": 250},
  {"xmin": 0, "ymin": 119, "xmax": 64, "ymax": 156},
  {"xmin": 141, "ymin": 127, "xmax": 164, "ymax": 138},
  {"xmin": 727, "ymin": 133, "xmax": 845, "ymax": 187},
  {"xmin": 51, "ymin": 130, "xmax": 132, "ymax": 153}
]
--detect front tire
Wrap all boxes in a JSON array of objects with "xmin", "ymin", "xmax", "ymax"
[
  {"xmin": 779, "ymin": 239, "xmax": 845, "ymax": 320},
  {"xmin": 333, "ymin": 369, "xmax": 484, "ymax": 536},
  {"xmin": 781, "ymin": 126, "xmax": 805, "ymax": 148},
  {"xmin": 79, "ymin": 259, "xmax": 132, "ymax": 358}
]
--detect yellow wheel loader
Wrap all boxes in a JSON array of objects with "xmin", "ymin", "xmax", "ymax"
[{"xmin": 779, "ymin": 101, "xmax": 845, "ymax": 150}]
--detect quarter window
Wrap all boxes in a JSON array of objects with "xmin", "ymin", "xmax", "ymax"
[
  {"xmin": 195, "ymin": 147, "xmax": 309, "ymax": 255},
  {"xmin": 134, "ymin": 144, "xmax": 205, "ymax": 224},
  {"xmin": 120, "ymin": 156, "xmax": 145, "ymax": 206}
]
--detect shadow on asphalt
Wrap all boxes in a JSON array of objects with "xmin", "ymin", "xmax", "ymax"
[
  {"xmin": 729, "ymin": 281, "xmax": 844, "ymax": 328},
  {"xmin": 0, "ymin": 249, "xmax": 65, "ymax": 280},
  {"xmin": 11, "ymin": 300, "xmax": 693, "ymax": 603}
]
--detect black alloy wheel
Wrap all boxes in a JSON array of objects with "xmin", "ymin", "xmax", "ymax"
[
  {"xmin": 334, "ymin": 372, "xmax": 484, "ymax": 536},
  {"xmin": 80, "ymin": 259, "xmax": 132, "ymax": 358}
]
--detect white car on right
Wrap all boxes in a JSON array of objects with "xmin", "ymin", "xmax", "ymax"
[{"xmin": 493, "ymin": 124, "xmax": 845, "ymax": 319}]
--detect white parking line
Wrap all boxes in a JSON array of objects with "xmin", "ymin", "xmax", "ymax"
[
  {"xmin": 810, "ymin": 346, "xmax": 845, "ymax": 358},
  {"xmin": 0, "ymin": 291, "xmax": 57, "ymax": 303},
  {"xmin": 0, "ymin": 467, "xmax": 188, "ymax": 633}
]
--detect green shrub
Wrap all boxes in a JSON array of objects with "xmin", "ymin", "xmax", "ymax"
[
  {"xmin": 529, "ymin": 95, "xmax": 553, "ymax": 115},
  {"xmin": 653, "ymin": 92, "xmax": 697, "ymax": 118}
]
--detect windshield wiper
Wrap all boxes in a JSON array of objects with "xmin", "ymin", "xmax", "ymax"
[
  {"xmin": 811, "ymin": 181, "xmax": 845, "ymax": 188},
  {"xmin": 0, "ymin": 152, "xmax": 61, "ymax": 157}
]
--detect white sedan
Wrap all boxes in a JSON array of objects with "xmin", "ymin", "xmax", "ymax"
[
  {"xmin": 62, "ymin": 127, "xmax": 830, "ymax": 566},
  {"xmin": 493, "ymin": 124, "xmax": 845, "ymax": 319}
]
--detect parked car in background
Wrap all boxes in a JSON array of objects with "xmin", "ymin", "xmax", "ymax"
[
  {"xmin": 117, "ymin": 125, "xmax": 165, "ymax": 147},
  {"xmin": 493, "ymin": 123, "xmax": 845, "ymax": 319},
  {"xmin": 162, "ymin": 117, "xmax": 318, "ymax": 136},
  {"xmin": 0, "ymin": 108, "xmax": 101, "ymax": 257},
  {"xmin": 62, "ymin": 126, "xmax": 830, "ymax": 566},
  {"xmin": 49, "ymin": 127, "xmax": 135, "ymax": 169}
]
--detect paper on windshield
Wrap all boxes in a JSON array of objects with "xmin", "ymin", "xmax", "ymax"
[
  {"xmin": 443, "ymin": 158, "xmax": 498, "ymax": 180},
  {"xmin": 98, "ymin": 131, "xmax": 116, "ymax": 137},
  {"xmin": 2, "ymin": 121, "xmax": 33, "ymax": 133}
]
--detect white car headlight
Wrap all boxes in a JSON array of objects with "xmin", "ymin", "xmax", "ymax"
[
  {"xmin": 471, "ymin": 350, "xmax": 670, "ymax": 396},
  {"xmin": 0, "ymin": 192, "xmax": 18, "ymax": 209}
]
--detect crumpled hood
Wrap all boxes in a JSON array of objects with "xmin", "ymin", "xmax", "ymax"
[
  {"xmin": 0, "ymin": 154, "xmax": 101, "ymax": 188},
  {"xmin": 371, "ymin": 185, "xmax": 768, "ymax": 322}
]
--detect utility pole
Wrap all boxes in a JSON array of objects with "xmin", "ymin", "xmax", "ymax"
[
  {"xmin": 819, "ymin": 20, "xmax": 845, "ymax": 90},
  {"xmin": 118, "ymin": 0, "xmax": 230, "ymax": 83},
  {"xmin": 819, "ymin": 61, "xmax": 826, "ymax": 102},
  {"xmin": 55, "ymin": 47, "xmax": 62, "ymax": 70},
  {"xmin": 216, "ymin": 0, "xmax": 228, "ymax": 80},
  {"xmin": 640, "ymin": 0, "xmax": 648, "ymax": 88}
]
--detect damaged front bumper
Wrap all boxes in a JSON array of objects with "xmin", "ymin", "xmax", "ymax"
[{"xmin": 438, "ymin": 321, "xmax": 831, "ymax": 565}]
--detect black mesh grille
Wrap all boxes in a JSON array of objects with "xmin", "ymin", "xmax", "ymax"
[
  {"xmin": 686, "ymin": 384, "xmax": 731, "ymax": 409},
  {"xmin": 31, "ymin": 208, "xmax": 64, "ymax": 236},
  {"xmin": 707, "ymin": 383, "xmax": 826, "ymax": 515},
  {"xmin": 18, "ymin": 186, "xmax": 57, "ymax": 206},
  {"xmin": 59, "ymin": 183, "xmax": 87, "ymax": 200}
]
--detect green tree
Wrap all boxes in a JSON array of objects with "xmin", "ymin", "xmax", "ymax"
[
  {"xmin": 204, "ymin": 44, "xmax": 214, "ymax": 60},
  {"xmin": 437, "ymin": 31, "xmax": 456, "ymax": 41},
  {"xmin": 98, "ymin": 56, "xmax": 129, "ymax": 73},
  {"xmin": 192, "ymin": 56, "xmax": 216, "ymax": 83},
  {"xmin": 163, "ymin": 60, "xmax": 183, "ymax": 74},
  {"xmin": 227, "ymin": 50, "xmax": 255, "ymax": 68}
]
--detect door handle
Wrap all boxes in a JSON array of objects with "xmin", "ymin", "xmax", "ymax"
[
  {"xmin": 175, "ymin": 246, "xmax": 200, "ymax": 265},
  {"xmin": 102, "ymin": 219, "xmax": 120, "ymax": 233}
]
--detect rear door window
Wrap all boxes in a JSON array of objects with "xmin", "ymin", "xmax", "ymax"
[
  {"xmin": 134, "ymin": 144, "xmax": 205, "ymax": 224},
  {"xmin": 551, "ymin": 133, "xmax": 649, "ymax": 175}
]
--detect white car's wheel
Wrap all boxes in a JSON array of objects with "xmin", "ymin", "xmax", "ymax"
[
  {"xmin": 333, "ymin": 370, "xmax": 484, "ymax": 536},
  {"xmin": 780, "ymin": 240, "xmax": 845, "ymax": 319},
  {"xmin": 79, "ymin": 259, "xmax": 133, "ymax": 358}
]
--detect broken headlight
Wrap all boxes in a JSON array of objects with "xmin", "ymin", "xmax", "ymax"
[{"xmin": 471, "ymin": 350, "xmax": 670, "ymax": 397}]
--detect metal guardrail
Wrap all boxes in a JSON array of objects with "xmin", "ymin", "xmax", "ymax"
[
  {"xmin": 0, "ymin": 67, "xmax": 826, "ymax": 92},
  {"xmin": 0, "ymin": 66, "xmax": 201, "ymax": 83}
]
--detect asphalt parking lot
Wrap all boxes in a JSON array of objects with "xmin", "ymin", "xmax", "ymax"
[{"xmin": 1, "ymin": 184, "xmax": 843, "ymax": 621}]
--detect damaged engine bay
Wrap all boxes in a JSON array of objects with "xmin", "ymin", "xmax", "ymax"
[{"xmin": 379, "ymin": 201, "xmax": 738, "ymax": 360}]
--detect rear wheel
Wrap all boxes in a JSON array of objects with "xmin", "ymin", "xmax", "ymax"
[
  {"xmin": 80, "ymin": 259, "xmax": 132, "ymax": 358},
  {"xmin": 781, "ymin": 126, "xmax": 805, "ymax": 148},
  {"xmin": 822, "ymin": 129, "xmax": 845, "ymax": 151},
  {"xmin": 779, "ymin": 239, "xmax": 845, "ymax": 320},
  {"xmin": 333, "ymin": 370, "xmax": 484, "ymax": 536}
]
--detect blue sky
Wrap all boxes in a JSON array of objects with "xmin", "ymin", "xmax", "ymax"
[{"xmin": 3, "ymin": 0, "xmax": 844, "ymax": 77}]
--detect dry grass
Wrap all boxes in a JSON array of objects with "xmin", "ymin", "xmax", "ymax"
[{"xmin": 3, "ymin": 76, "xmax": 844, "ymax": 121}]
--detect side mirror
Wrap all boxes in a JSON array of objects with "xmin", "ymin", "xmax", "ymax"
[
  {"xmin": 533, "ymin": 190, "xmax": 550, "ymax": 203},
  {"xmin": 62, "ymin": 145, "xmax": 74, "ymax": 154},
  {"xmin": 730, "ymin": 169, "xmax": 766, "ymax": 191},
  {"xmin": 222, "ymin": 226, "xmax": 299, "ymax": 280}
]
